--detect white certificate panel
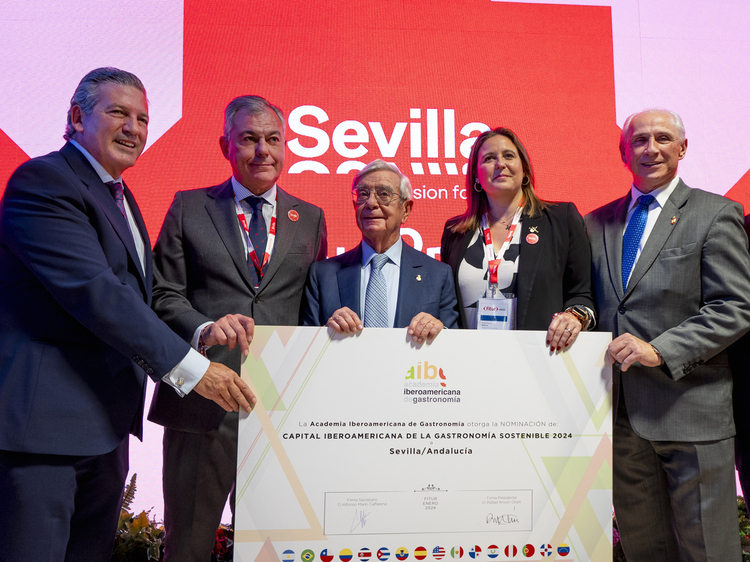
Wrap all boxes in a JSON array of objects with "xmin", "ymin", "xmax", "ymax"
[
  {"xmin": 324, "ymin": 489, "xmax": 533, "ymax": 535},
  {"xmin": 236, "ymin": 328, "xmax": 612, "ymax": 562}
]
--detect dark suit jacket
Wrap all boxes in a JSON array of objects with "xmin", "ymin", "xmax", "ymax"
[
  {"xmin": 147, "ymin": 180, "xmax": 327, "ymax": 433},
  {"xmin": 0, "ymin": 142, "xmax": 190, "ymax": 456},
  {"xmin": 440, "ymin": 202, "xmax": 595, "ymax": 330},
  {"xmin": 301, "ymin": 242, "xmax": 459, "ymax": 329},
  {"xmin": 585, "ymin": 180, "xmax": 750, "ymax": 441}
]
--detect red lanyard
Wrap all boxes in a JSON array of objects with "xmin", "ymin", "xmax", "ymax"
[
  {"xmin": 234, "ymin": 195, "xmax": 277, "ymax": 278},
  {"xmin": 481, "ymin": 206, "xmax": 523, "ymax": 284}
]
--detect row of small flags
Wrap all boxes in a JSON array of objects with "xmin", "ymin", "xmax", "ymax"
[{"xmin": 284, "ymin": 544, "xmax": 571, "ymax": 561}]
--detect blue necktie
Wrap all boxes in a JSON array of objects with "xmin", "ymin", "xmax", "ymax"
[
  {"xmin": 364, "ymin": 254, "xmax": 389, "ymax": 328},
  {"xmin": 245, "ymin": 195, "xmax": 267, "ymax": 287},
  {"xmin": 622, "ymin": 194, "xmax": 655, "ymax": 290}
]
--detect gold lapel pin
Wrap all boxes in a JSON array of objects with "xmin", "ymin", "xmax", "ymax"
[
  {"xmin": 529, "ymin": 226, "xmax": 539, "ymax": 233},
  {"xmin": 671, "ymin": 216, "xmax": 677, "ymax": 225},
  {"xmin": 416, "ymin": 275, "xmax": 422, "ymax": 282}
]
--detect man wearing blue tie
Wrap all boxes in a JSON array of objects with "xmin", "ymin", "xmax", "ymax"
[
  {"xmin": 586, "ymin": 109, "xmax": 750, "ymax": 561},
  {"xmin": 302, "ymin": 159, "xmax": 458, "ymax": 340}
]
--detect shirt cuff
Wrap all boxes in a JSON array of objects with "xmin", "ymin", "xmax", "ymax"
[
  {"xmin": 191, "ymin": 321, "xmax": 214, "ymax": 350},
  {"xmin": 161, "ymin": 347, "xmax": 210, "ymax": 396}
]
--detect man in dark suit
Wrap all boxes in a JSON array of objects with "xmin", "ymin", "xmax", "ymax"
[
  {"xmin": 586, "ymin": 108, "xmax": 750, "ymax": 561},
  {"xmin": 302, "ymin": 159, "xmax": 458, "ymax": 339},
  {"xmin": 147, "ymin": 95, "xmax": 327, "ymax": 561},
  {"xmin": 731, "ymin": 215, "xmax": 750, "ymax": 499},
  {"xmin": 0, "ymin": 68, "xmax": 254, "ymax": 562}
]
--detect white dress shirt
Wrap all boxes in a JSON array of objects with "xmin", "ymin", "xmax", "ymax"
[{"xmin": 231, "ymin": 176, "xmax": 277, "ymax": 253}]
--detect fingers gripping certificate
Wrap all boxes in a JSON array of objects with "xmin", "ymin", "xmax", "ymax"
[{"xmin": 236, "ymin": 328, "xmax": 612, "ymax": 562}]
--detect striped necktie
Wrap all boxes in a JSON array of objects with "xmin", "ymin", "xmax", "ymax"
[{"xmin": 364, "ymin": 254, "xmax": 389, "ymax": 328}]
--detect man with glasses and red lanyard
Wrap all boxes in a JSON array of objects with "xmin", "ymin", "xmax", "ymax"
[
  {"xmin": 147, "ymin": 95, "xmax": 327, "ymax": 562},
  {"xmin": 301, "ymin": 159, "xmax": 457, "ymax": 340}
]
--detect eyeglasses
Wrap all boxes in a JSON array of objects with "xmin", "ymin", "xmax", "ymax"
[{"xmin": 352, "ymin": 187, "xmax": 402, "ymax": 206}]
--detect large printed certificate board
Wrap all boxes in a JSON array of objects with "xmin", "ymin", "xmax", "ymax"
[{"xmin": 236, "ymin": 327, "xmax": 612, "ymax": 562}]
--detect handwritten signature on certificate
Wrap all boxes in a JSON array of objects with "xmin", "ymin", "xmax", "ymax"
[
  {"xmin": 486, "ymin": 513, "xmax": 520, "ymax": 525},
  {"xmin": 350, "ymin": 509, "xmax": 371, "ymax": 533}
]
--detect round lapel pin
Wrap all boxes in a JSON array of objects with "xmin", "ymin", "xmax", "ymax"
[
  {"xmin": 526, "ymin": 233, "xmax": 539, "ymax": 245},
  {"xmin": 288, "ymin": 210, "xmax": 299, "ymax": 222}
]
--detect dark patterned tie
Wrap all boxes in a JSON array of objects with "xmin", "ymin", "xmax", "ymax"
[
  {"xmin": 364, "ymin": 254, "xmax": 390, "ymax": 327},
  {"xmin": 622, "ymin": 194, "xmax": 655, "ymax": 290},
  {"xmin": 106, "ymin": 181, "xmax": 132, "ymax": 234},
  {"xmin": 245, "ymin": 195, "xmax": 267, "ymax": 287}
]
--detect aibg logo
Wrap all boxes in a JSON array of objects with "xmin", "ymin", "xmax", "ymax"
[
  {"xmin": 405, "ymin": 361, "xmax": 446, "ymax": 387},
  {"xmin": 404, "ymin": 360, "xmax": 461, "ymax": 404}
]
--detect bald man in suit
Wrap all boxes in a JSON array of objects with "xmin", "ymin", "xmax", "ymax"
[
  {"xmin": 731, "ymin": 215, "xmax": 750, "ymax": 499},
  {"xmin": 586, "ymin": 109, "xmax": 750, "ymax": 561}
]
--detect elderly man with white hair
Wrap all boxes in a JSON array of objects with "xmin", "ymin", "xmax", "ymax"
[{"xmin": 302, "ymin": 159, "xmax": 458, "ymax": 341}]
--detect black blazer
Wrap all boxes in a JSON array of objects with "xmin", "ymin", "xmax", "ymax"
[{"xmin": 440, "ymin": 202, "xmax": 595, "ymax": 330}]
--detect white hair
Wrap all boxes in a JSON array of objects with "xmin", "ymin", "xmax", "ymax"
[{"xmin": 352, "ymin": 159, "xmax": 412, "ymax": 201}]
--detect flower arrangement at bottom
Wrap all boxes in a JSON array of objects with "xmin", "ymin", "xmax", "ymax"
[
  {"xmin": 738, "ymin": 496, "xmax": 750, "ymax": 561},
  {"xmin": 111, "ymin": 474, "xmax": 164, "ymax": 562},
  {"xmin": 212, "ymin": 524, "xmax": 234, "ymax": 562}
]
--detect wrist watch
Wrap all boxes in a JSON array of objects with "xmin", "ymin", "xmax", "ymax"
[{"xmin": 564, "ymin": 305, "xmax": 590, "ymax": 328}]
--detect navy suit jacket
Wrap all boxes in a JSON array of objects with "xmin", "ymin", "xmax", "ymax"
[
  {"xmin": 0, "ymin": 142, "xmax": 190, "ymax": 456},
  {"xmin": 301, "ymin": 242, "xmax": 459, "ymax": 329}
]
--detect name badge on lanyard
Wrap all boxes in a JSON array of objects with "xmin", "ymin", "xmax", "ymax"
[
  {"xmin": 234, "ymin": 195, "xmax": 278, "ymax": 280},
  {"xmin": 477, "ymin": 206, "xmax": 522, "ymax": 331}
]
